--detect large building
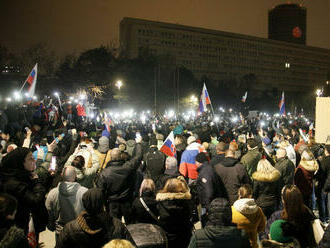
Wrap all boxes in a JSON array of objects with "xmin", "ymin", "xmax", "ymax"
[
  {"xmin": 269, "ymin": 4, "xmax": 307, "ymax": 45},
  {"xmin": 120, "ymin": 17, "xmax": 330, "ymax": 92}
]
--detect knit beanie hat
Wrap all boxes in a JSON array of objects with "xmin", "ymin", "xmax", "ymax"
[
  {"xmin": 1, "ymin": 147, "xmax": 31, "ymax": 171},
  {"xmin": 270, "ymin": 220, "xmax": 293, "ymax": 243}
]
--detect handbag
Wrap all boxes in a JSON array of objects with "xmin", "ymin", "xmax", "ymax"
[{"xmin": 311, "ymin": 218, "xmax": 325, "ymax": 244}]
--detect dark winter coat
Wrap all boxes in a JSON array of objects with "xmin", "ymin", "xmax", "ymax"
[
  {"xmin": 156, "ymin": 190, "xmax": 193, "ymax": 248},
  {"xmin": 274, "ymin": 157, "xmax": 295, "ymax": 188},
  {"xmin": 0, "ymin": 225, "xmax": 30, "ymax": 248},
  {"xmin": 56, "ymin": 211, "xmax": 134, "ymax": 248},
  {"xmin": 196, "ymin": 162, "xmax": 226, "ymax": 210},
  {"xmin": 208, "ymin": 153, "xmax": 225, "ymax": 167},
  {"xmin": 155, "ymin": 170, "xmax": 180, "ymax": 191},
  {"xmin": 0, "ymin": 148, "xmax": 48, "ymax": 234},
  {"xmin": 188, "ymin": 198, "xmax": 250, "ymax": 248},
  {"xmin": 214, "ymin": 157, "xmax": 251, "ymax": 205},
  {"xmin": 130, "ymin": 191, "xmax": 159, "ymax": 225},
  {"xmin": 294, "ymin": 160, "xmax": 318, "ymax": 203},
  {"xmin": 144, "ymin": 146, "xmax": 166, "ymax": 180},
  {"xmin": 252, "ymin": 169, "xmax": 281, "ymax": 218},
  {"xmin": 321, "ymin": 156, "xmax": 330, "ymax": 192},
  {"xmin": 241, "ymin": 148, "xmax": 262, "ymax": 179},
  {"xmin": 95, "ymin": 144, "xmax": 142, "ymax": 202}
]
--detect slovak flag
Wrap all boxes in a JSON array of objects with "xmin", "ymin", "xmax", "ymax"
[
  {"xmin": 241, "ymin": 91, "xmax": 248, "ymax": 103},
  {"xmin": 160, "ymin": 131, "xmax": 176, "ymax": 157},
  {"xmin": 25, "ymin": 63, "xmax": 38, "ymax": 97},
  {"xmin": 27, "ymin": 213, "xmax": 37, "ymax": 248},
  {"xmin": 279, "ymin": 91, "xmax": 286, "ymax": 115},
  {"xmin": 197, "ymin": 83, "xmax": 211, "ymax": 116}
]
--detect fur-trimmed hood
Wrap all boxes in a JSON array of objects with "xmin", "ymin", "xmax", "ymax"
[
  {"xmin": 252, "ymin": 169, "xmax": 281, "ymax": 182},
  {"xmin": 156, "ymin": 191, "xmax": 191, "ymax": 201},
  {"xmin": 233, "ymin": 198, "xmax": 258, "ymax": 215},
  {"xmin": 0, "ymin": 225, "xmax": 28, "ymax": 248},
  {"xmin": 299, "ymin": 160, "xmax": 318, "ymax": 172}
]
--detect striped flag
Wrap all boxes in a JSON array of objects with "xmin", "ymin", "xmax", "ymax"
[
  {"xmin": 25, "ymin": 64, "xmax": 38, "ymax": 97},
  {"xmin": 279, "ymin": 91, "xmax": 285, "ymax": 115},
  {"xmin": 197, "ymin": 83, "xmax": 211, "ymax": 116}
]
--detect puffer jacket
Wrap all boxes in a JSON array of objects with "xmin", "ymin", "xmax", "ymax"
[
  {"xmin": 232, "ymin": 198, "xmax": 266, "ymax": 248},
  {"xmin": 241, "ymin": 148, "xmax": 262, "ymax": 179},
  {"xmin": 214, "ymin": 157, "xmax": 251, "ymax": 205},
  {"xmin": 45, "ymin": 181, "xmax": 88, "ymax": 234},
  {"xmin": 252, "ymin": 168, "xmax": 281, "ymax": 218},
  {"xmin": 130, "ymin": 191, "xmax": 159, "ymax": 225},
  {"xmin": 261, "ymin": 239, "xmax": 301, "ymax": 248},
  {"xmin": 274, "ymin": 157, "xmax": 295, "ymax": 188},
  {"xmin": 294, "ymin": 160, "xmax": 318, "ymax": 203},
  {"xmin": 56, "ymin": 212, "xmax": 134, "ymax": 248},
  {"xmin": 156, "ymin": 191, "xmax": 193, "ymax": 248}
]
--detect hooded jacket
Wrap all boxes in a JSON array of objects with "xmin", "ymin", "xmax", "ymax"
[
  {"xmin": 45, "ymin": 181, "xmax": 88, "ymax": 234},
  {"xmin": 252, "ymin": 168, "xmax": 281, "ymax": 213},
  {"xmin": 214, "ymin": 157, "xmax": 251, "ymax": 205},
  {"xmin": 241, "ymin": 148, "xmax": 262, "ymax": 179},
  {"xmin": 232, "ymin": 198, "xmax": 266, "ymax": 248},
  {"xmin": 188, "ymin": 198, "xmax": 250, "ymax": 248},
  {"xmin": 294, "ymin": 159, "xmax": 319, "ymax": 201},
  {"xmin": 156, "ymin": 190, "xmax": 193, "ymax": 248},
  {"xmin": 0, "ymin": 148, "xmax": 48, "ymax": 234}
]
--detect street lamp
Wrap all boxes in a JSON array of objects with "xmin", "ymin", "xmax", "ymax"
[{"xmin": 116, "ymin": 80, "xmax": 123, "ymax": 90}]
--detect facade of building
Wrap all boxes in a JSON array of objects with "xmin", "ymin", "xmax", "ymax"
[
  {"xmin": 269, "ymin": 4, "xmax": 307, "ymax": 45},
  {"xmin": 120, "ymin": 17, "xmax": 330, "ymax": 92}
]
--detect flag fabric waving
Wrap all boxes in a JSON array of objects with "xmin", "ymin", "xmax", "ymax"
[
  {"xmin": 179, "ymin": 142, "xmax": 204, "ymax": 180},
  {"xmin": 160, "ymin": 131, "xmax": 176, "ymax": 157},
  {"xmin": 197, "ymin": 83, "xmax": 211, "ymax": 115},
  {"xmin": 25, "ymin": 63, "xmax": 38, "ymax": 97},
  {"xmin": 27, "ymin": 213, "xmax": 37, "ymax": 248},
  {"xmin": 241, "ymin": 91, "xmax": 248, "ymax": 103},
  {"xmin": 279, "ymin": 91, "xmax": 285, "ymax": 115}
]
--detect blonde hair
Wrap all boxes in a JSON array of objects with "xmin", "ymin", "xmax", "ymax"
[
  {"xmin": 160, "ymin": 178, "xmax": 189, "ymax": 194},
  {"xmin": 256, "ymin": 159, "xmax": 279, "ymax": 174},
  {"xmin": 103, "ymin": 239, "xmax": 134, "ymax": 248},
  {"xmin": 238, "ymin": 184, "xmax": 253, "ymax": 199},
  {"xmin": 139, "ymin": 179, "xmax": 155, "ymax": 196}
]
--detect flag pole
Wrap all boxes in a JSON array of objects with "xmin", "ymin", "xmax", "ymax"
[{"xmin": 204, "ymin": 82, "xmax": 219, "ymax": 132}]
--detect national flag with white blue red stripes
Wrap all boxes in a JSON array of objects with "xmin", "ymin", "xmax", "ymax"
[
  {"xmin": 197, "ymin": 83, "xmax": 211, "ymax": 116},
  {"xmin": 160, "ymin": 131, "xmax": 176, "ymax": 157},
  {"xmin": 279, "ymin": 91, "xmax": 285, "ymax": 115}
]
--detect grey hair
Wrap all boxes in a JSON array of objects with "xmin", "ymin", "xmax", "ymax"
[{"xmin": 165, "ymin": 156, "xmax": 177, "ymax": 170}]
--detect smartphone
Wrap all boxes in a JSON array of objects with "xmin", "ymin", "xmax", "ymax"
[
  {"xmin": 50, "ymin": 156, "xmax": 57, "ymax": 171},
  {"xmin": 136, "ymin": 132, "xmax": 141, "ymax": 139}
]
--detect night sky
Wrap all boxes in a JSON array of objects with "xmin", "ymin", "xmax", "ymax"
[{"xmin": 1, "ymin": 0, "xmax": 329, "ymax": 55}]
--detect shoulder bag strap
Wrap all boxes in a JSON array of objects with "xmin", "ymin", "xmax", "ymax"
[{"xmin": 139, "ymin": 197, "xmax": 159, "ymax": 223}]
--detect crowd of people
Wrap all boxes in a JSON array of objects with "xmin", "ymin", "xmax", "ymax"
[{"xmin": 0, "ymin": 97, "xmax": 330, "ymax": 248}]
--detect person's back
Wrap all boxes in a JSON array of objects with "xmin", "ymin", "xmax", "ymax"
[
  {"xmin": 214, "ymin": 150, "xmax": 251, "ymax": 205},
  {"xmin": 240, "ymin": 139, "xmax": 262, "ymax": 179},
  {"xmin": 56, "ymin": 188, "xmax": 134, "ymax": 248},
  {"xmin": 46, "ymin": 166, "xmax": 88, "ymax": 235},
  {"xmin": 189, "ymin": 198, "xmax": 250, "ymax": 248}
]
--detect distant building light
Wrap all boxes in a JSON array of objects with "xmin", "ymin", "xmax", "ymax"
[{"xmin": 285, "ymin": 62, "xmax": 290, "ymax": 68}]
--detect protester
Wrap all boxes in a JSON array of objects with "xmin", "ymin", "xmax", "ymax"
[
  {"xmin": 214, "ymin": 149, "xmax": 251, "ymax": 204},
  {"xmin": 56, "ymin": 188, "xmax": 134, "ymax": 248},
  {"xmin": 102, "ymin": 239, "xmax": 135, "ymax": 248},
  {"xmin": 45, "ymin": 165, "xmax": 88, "ymax": 238},
  {"xmin": 232, "ymin": 184, "xmax": 266, "ymax": 248},
  {"xmin": 252, "ymin": 159, "xmax": 281, "ymax": 218},
  {"xmin": 188, "ymin": 198, "xmax": 251, "ymax": 248},
  {"xmin": 0, "ymin": 147, "xmax": 48, "ymax": 237},
  {"xmin": 274, "ymin": 148, "xmax": 295, "ymax": 189},
  {"xmin": 130, "ymin": 179, "xmax": 158, "ymax": 224},
  {"xmin": 241, "ymin": 138, "xmax": 262, "ymax": 179},
  {"xmin": 156, "ymin": 177, "xmax": 193, "ymax": 248}
]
